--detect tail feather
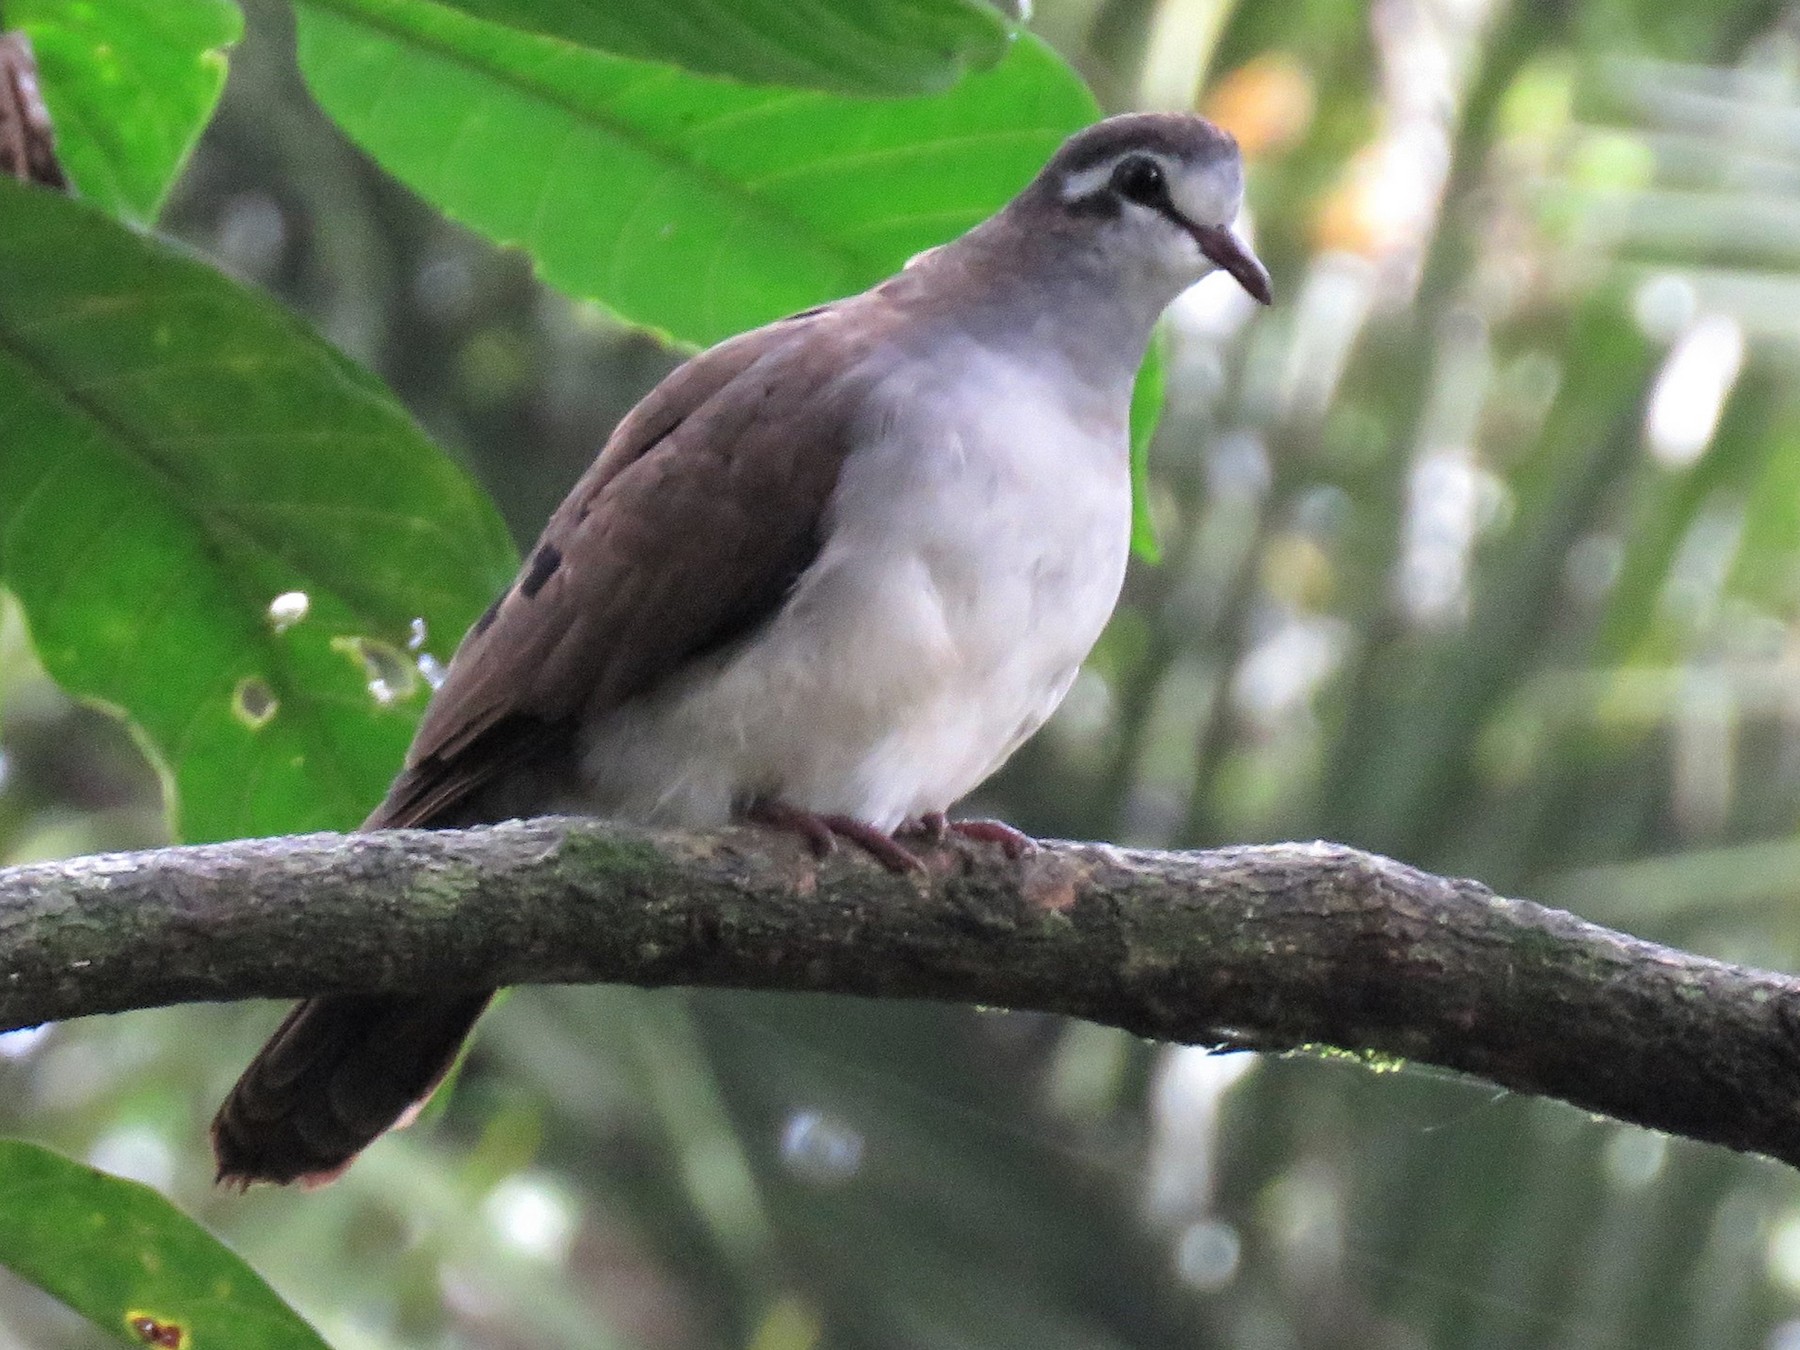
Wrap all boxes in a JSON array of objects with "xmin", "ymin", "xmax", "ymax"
[{"xmin": 211, "ymin": 991, "xmax": 493, "ymax": 1187}]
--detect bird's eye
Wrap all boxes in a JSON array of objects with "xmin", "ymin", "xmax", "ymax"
[{"xmin": 1112, "ymin": 156, "xmax": 1166, "ymax": 205}]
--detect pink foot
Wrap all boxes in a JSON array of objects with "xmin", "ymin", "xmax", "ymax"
[
  {"xmin": 906, "ymin": 813, "xmax": 1037, "ymax": 860},
  {"xmin": 913, "ymin": 811, "xmax": 950, "ymax": 843},
  {"xmin": 745, "ymin": 800, "xmax": 925, "ymax": 874}
]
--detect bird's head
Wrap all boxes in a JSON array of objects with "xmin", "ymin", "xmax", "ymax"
[{"xmin": 1022, "ymin": 112, "xmax": 1271, "ymax": 307}]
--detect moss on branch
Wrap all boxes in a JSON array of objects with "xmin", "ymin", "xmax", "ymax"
[{"xmin": 3, "ymin": 819, "xmax": 1798, "ymax": 1167}]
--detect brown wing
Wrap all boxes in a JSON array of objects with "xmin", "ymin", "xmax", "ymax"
[{"xmin": 367, "ymin": 302, "xmax": 884, "ymax": 829}]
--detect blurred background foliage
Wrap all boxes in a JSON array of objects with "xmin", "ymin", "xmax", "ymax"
[{"xmin": 10, "ymin": 0, "xmax": 1800, "ymax": 1345}]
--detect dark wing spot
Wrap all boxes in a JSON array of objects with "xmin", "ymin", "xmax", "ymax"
[
  {"xmin": 520, "ymin": 543, "xmax": 562, "ymax": 599},
  {"xmin": 471, "ymin": 591, "xmax": 504, "ymax": 637}
]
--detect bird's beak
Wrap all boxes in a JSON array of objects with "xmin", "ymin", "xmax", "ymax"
[{"xmin": 1189, "ymin": 223, "xmax": 1273, "ymax": 305}]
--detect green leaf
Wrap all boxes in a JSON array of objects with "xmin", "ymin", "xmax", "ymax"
[
  {"xmin": 1128, "ymin": 337, "xmax": 1168, "ymax": 563},
  {"xmin": 406, "ymin": 0, "xmax": 1011, "ymax": 96},
  {"xmin": 0, "ymin": 178, "xmax": 517, "ymax": 843},
  {"xmin": 0, "ymin": 1138, "xmax": 333, "ymax": 1350},
  {"xmin": 1725, "ymin": 389, "xmax": 1800, "ymax": 617},
  {"xmin": 9, "ymin": 0, "xmax": 241, "ymax": 225},
  {"xmin": 295, "ymin": 0, "xmax": 1099, "ymax": 348}
]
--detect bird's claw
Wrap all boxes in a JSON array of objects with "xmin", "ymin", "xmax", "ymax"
[
  {"xmin": 905, "ymin": 813, "xmax": 1037, "ymax": 860},
  {"xmin": 744, "ymin": 800, "xmax": 927, "ymax": 874}
]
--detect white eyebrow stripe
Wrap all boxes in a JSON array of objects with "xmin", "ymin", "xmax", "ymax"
[
  {"xmin": 1058, "ymin": 161, "xmax": 1119, "ymax": 200},
  {"xmin": 1051, "ymin": 152, "xmax": 1180, "ymax": 205},
  {"xmin": 1058, "ymin": 151, "xmax": 1180, "ymax": 203}
]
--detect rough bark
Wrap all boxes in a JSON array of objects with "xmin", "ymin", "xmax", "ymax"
[{"xmin": 3, "ymin": 818, "xmax": 1798, "ymax": 1167}]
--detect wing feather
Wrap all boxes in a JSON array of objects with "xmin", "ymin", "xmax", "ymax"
[{"xmin": 366, "ymin": 302, "xmax": 889, "ymax": 829}]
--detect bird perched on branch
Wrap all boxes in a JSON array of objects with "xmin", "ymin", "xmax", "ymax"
[{"xmin": 212, "ymin": 111, "xmax": 1272, "ymax": 1188}]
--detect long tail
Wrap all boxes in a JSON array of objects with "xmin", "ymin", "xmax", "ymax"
[{"xmin": 210, "ymin": 991, "xmax": 493, "ymax": 1188}]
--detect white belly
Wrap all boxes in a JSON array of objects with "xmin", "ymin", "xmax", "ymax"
[{"xmin": 576, "ymin": 348, "xmax": 1132, "ymax": 831}]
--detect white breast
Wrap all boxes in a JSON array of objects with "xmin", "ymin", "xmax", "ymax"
[{"xmin": 576, "ymin": 341, "xmax": 1133, "ymax": 831}]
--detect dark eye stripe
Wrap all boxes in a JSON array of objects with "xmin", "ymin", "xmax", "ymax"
[{"xmin": 1065, "ymin": 189, "xmax": 1122, "ymax": 220}]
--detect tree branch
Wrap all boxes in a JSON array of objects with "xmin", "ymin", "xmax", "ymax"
[{"xmin": 3, "ymin": 819, "xmax": 1798, "ymax": 1166}]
